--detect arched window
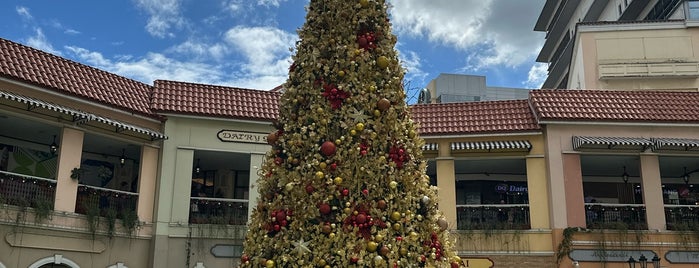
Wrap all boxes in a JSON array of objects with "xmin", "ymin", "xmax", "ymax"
[
  {"xmin": 28, "ymin": 254, "xmax": 80, "ymax": 268},
  {"xmin": 106, "ymin": 262, "xmax": 127, "ymax": 268}
]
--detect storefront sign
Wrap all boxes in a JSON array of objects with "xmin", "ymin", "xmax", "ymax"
[
  {"xmin": 665, "ymin": 251, "xmax": 699, "ymax": 263},
  {"xmin": 461, "ymin": 257, "xmax": 494, "ymax": 268},
  {"xmin": 210, "ymin": 244, "xmax": 243, "ymax": 258},
  {"xmin": 495, "ymin": 183, "xmax": 528, "ymax": 194},
  {"xmin": 218, "ymin": 130, "xmax": 268, "ymax": 144},
  {"xmin": 569, "ymin": 250, "xmax": 656, "ymax": 262}
]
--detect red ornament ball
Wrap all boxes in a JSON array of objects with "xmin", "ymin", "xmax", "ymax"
[
  {"xmin": 267, "ymin": 131, "xmax": 278, "ymax": 145},
  {"xmin": 356, "ymin": 213, "xmax": 367, "ymax": 224},
  {"xmin": 451, "ymin": 262, "xmax": 460, "ymax": 268},
  {"xmin": 305, "ymin": 184, "xmax": 315, "ymax": 194},
  {"xmin": 319, "ymin": 203, "xmax": 331, "ymax": 215},
  {"xmin": 321, "ymin": 141, "xmax": 337, "ymax": 156},
  {"xmin": 275, "ymin": 211, "xmax": 286, "ymax": 222},
  {"xmin": 377, "ymin": 98, "xmax": 391, "ymax": 111}
]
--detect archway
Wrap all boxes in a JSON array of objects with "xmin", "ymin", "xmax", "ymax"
[{"xmin": 28, "ymin": 254, "xmax": 79, "ymax": 268}]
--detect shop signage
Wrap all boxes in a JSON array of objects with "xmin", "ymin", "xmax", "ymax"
[
  {"xmin": 494, "ymin": 183, "xmax": 528, "ymax": 194},
  {"xmin": 218, "ymin": 130, "xmax": 268, "ymax": 144},
  {"xmin": 210, "ymin": 244, "xmax": 243, "ymax": 258},
  {"xmin": 665, "ymin": 251, "xmax": 699, "ymax": 263},
  {"xmin": 461, "ymin": 257, "xmax": 494, "ymax": 268},
  {"xmin": 569, "ymin": 250, "xmax": 656, "ymax": 262}
]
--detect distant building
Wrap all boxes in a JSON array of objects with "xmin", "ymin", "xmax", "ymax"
[
  {"xmin": 419, "ymin": 73, "xmax": 531, "ymax": 104},
  {"xmin": 535, "ymin": 0, "xmax": 699, "ymax": 91}
]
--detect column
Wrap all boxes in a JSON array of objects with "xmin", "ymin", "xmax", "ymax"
[
  {"xmin": 436, "ymin": 157, "xmax": 456, "ymax": 229},
  {"xmin": 247, "ymin": 152, "xmax": 265, "ymax": 223},
  {"xmin": 137, "ymin": 145, "xmax": 159, "ymax": 223},
  {"xmin": 54, "ymin": 127, "xmax": 84, "ymax": 212},
  {"xmin": 562, "ymin": 154, "xmax": 585, "ymax": 228},
  {"xmin": 171, "ymin": 148, "xmax": 195, "ymax": 224},
  {"xmin": 640, "ymin": 154, "xmax": 665, "ymax": 231},
  {"xmin": 526, "ymin": 155, "xmax": 550, "ymax": 229}
]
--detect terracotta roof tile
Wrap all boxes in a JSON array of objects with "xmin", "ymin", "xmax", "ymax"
[
  {"xmin": 152, "ymin": 80, "xmax": 280, "ymax": 121},
  {"xmin": 0, "ymin": 38, "xmax": 156, "ymax": 117},
  {"xmin": 409, "ymin": 100, "xmax": 541, "ymax": 136},
  {"xmin": 529, "ymin": 89, "xmax": 699, "ymax": 123}
]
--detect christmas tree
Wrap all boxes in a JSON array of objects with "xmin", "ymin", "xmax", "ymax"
[{"xmin": 240, "ymin": 0, "xmax": 461, "ymax": 267}]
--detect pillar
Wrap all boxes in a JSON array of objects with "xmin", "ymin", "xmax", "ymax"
[
  {"xmin": 137, "ymin": 145, "xmax": 159, "ymax": 223},
  {"xmin": 247, "ymin": 152, "xmax": 265, "ymax": 223},
  {"xmin": 563, "ymin": 154, "xmax": 585, "ymax": 228},
  {"xmin": 640, "ymin": 154, "xmax": 665, "ymax": 231},
  {"xmin": 54, "ymin": 127, "xmax": 84, "ymax": 212},
  {"xmin": 526, "ymin": 155, "xmax": 550, "ymax": 229},
  {"xmin": 436, "ymin": 156, "xmax": 456, "ymax": 229}
]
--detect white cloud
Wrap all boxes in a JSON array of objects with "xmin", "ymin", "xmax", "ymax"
[
  {"xmin": 133, "ymin": 0, "xmax": 184, "ymax": 38},
  {"xmin": 524, "ymin": 63, "xmax": 547, "ymax": 89},
  {"xmin": 167, "ymin": 40, "xmax": 230, "ymax": 61},
  {"xmin": 16, "ymin": 6, "xmax": 32, "ymax": 20},
  {"xmin": 26, "ymin": 28, "xmax": 62, "ymax": 56},
  {"xmin": 257, "ymin": 0, "xmax": 287, "ymax": 7},
  {"xmin": 398, "ymin": 49, "xmax": 427, "ymax": 83},
  {"xmin": 223, "ymin": 26, "xmax": 296, "ymax": 88},
  {"xmin": 389, "ymin": 0, "xmax": 545, "ymax": 70}
]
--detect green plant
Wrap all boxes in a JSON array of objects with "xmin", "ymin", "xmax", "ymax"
[
  {"xmin": 13, "ymin": 198, "xmax": 29, "ymax": 226},
  {"xmin": 106, "ymin": 208, "xmax": 117, "ymax": 238},
  {"xmin": 70, "ymin": 167, "xmax": 84, "ymax": 180},
  {"xmin": 33, "ymin": 198, "xmax": 52, "ymax": 224},
  {"xmin": 121, "ymin": 209, "xmax": 139, "ymax": 235},
  {"xmin": 86, "ymin": 203, "xmax": 100, "ymax": 238},
  {"xmin": 556, "ymin": 227, "xmax": 579, "ymax": 264}
]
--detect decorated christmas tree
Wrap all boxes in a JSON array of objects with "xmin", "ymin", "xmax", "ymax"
[{"xmin": 240, "ymin": 0, "xmax": 461, "ymax": 267}]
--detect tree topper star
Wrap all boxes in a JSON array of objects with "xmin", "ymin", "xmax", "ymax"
[
  {"xmin": 291, "ymin": 238, "xmax": 311, "ymax": 256},
  {"xmin": 348, "ymin": 107, "xmax": 370, "ymax": 123}
]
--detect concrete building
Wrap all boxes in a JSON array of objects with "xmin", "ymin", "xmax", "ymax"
[
  {"xmin": 1, "ymin": 36, "xmax": 699, "ymax": 268},
  {"xmin": 421, "ymin": 73, "xmax": 531, "ymax": 104},
  {"xmin": 535, "ymin": 0, "xmax": 699, "ymax": 91}
]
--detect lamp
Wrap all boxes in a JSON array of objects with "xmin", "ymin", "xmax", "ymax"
[
  {"xmin": 572, "ymin": 260, "xmax": 580, "ymax": 268},
  {"xmin": 119, "ymin": 149, "xmax": 126, "ymax": 167},
  {"xmin": 651, "ymin": 254, "xmax": 660, "ymax": 268},
  {"xmin": 622, "ymin": 166, "xmax": 630, "ymax": 184},
  {"xmin": 49, "ymin": 135, "xmax": 58, "ymax": 155},
  {"xmin": 683, "ymin": 167, "xmax": 689, "ymax": 185},
  {"xmin": 628, "ymin": 256, "xmax": 636, "ymax": 268},
  {"xmin": 195, "ymin": 159, "xmax": 201, "ymax": 174},
  {"xmin": 639, "ymin": 254, "xmax": 647, "ymax": 268}
]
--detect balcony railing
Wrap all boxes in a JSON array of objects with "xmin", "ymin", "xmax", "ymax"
[
  {"xmin": 585, "ymin": 203, "xmax": 647, "ymax": 230},
  {"xmin": 665, "ymin": 204, "xmax": 699, "ymax": 231},
  {"xmin": 456, "ymin": 204, "xmax": 531, "ymax": 230},
  {"xmin": 190, "ymin": 197, "xmax": 248, "ymax": 225},
  {"xmin": 0, "ymin": 170, "xmax": 56, "ymax": 209},
  {"xmin": 75, "ymin": 184, "xmax": 138, "ymax": 219}
]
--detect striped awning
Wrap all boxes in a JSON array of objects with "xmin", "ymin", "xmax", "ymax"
[
  {"xmin": 0, "ymin": 90, "xmax": 167, "ymax": 140},
  {"xmin": 451, "ymin": 140, "xmax": 532, "ymax": 152},
  {"xmin": 651, "ymin": 137, "xmax": 699, "ymax": 152},
  {"xmin": 0, "ymin": 90, "xmax": 88, "ymax": 120},
  {"xmin": 422, "ymin": 143, "xmax": 439, "ymax": 151},
  {"xmin": 572, "ymin": 136, "xmax": 652, "ymax": 151}
]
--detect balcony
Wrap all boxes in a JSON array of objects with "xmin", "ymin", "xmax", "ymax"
[
  {"xmin": 75, "ymin": 184, "xmax": 138, "ymax": 220},
  {"xmin": 665, "ymin": 204, "xmax": 699, "ymax": 231},
  {"xmin": 0, "ymin": 170, "xmax": 56, "ymax": 210},
  {"xmin": 456, "ymin": 204, "xmax": 531, "ymax": 230},
  {"xmin": 585, "ymin": 203, "xmax": 647, "ymax": 230},
  {"xmin": 189, "ymin": 197, "xmax": 248, "ymax": 225}
]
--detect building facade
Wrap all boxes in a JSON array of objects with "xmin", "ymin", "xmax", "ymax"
[{"xmin": 1, "ymin": 36, "xmax": 699, "ymax": 268}]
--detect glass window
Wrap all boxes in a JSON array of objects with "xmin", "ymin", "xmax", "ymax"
[{"xmin": 689, "ymin": 1, "xmax": 699, "ymax": 19}]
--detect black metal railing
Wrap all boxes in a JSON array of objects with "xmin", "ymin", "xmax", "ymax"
[
  {"xmin": 665, "ymin": 205, "xmax": 699, "ymax": 231},
  {"xmin": 189, "ymin": 197, "xmax": 248, "ymax": 225},
  {"xmin": 585, "ymin": 203, "xmax": 647, "ymax": 230},
  {"xmin": 456, "ymin": 204, "xmax": 531, "ymax": 230},
  {"xmin": 0, "ymin": 170, "xmax": 56, "ymax": 209},
  {"xmin": 75, "ymin": 184, "xmax": 138, "ymax": 219}
]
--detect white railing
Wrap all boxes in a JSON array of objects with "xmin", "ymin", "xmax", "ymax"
[{"xmin": 190, "ymin": 197, "xmax": 248, "ymax": 225}]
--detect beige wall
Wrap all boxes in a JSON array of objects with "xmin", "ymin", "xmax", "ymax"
[{"xmin": 574, "ymin": 25, "xmax": 699, "ymax": 90}]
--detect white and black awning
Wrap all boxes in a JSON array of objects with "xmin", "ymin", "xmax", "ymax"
[
  {"xmin": 451, "ymin": 140, "xmax": 532, "ymax": 152},
  {"xmin": 651, "ymin": 137, "xmax": 699, "ymax": 152},
  {"xmin": 0, "ymin": 90, "xmax": 167, "ymax": 140},
  {"xmin": 422, "ymin": 143, "xmax": 439, "ymax": 151},
  {"xmin": 572, "ymin": 136, "xmax": 652, "ymax": 151}
]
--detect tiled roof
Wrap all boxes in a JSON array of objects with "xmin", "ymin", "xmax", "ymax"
[
  {"xmin": 152, "ymin": 80, "xmax": 280, "ymax": 121},
  {"xmin": 0, "ymin": 38, "xmax": 156, "ymax": 117},
  {"xmin": 409, "ymin": 100, "xmax": 541, "ymax": 136},
  {"xmin": 529, "ymin": 89, "xmax": 699, "ymax": 123}
]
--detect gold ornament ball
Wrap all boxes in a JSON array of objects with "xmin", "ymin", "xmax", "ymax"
[
  {"xmin": 377, "ymin": 98, "xmax": 391, "ymax": 111},
  {"xmin": 315, "ymin": 171, "xmax": 325, "ymax": 179},
  {"xmin": 438, "ymin": 218, "xmax": 449, "ymax": 231},
  {"xmin": 265, "ymin": 260, "xmax": 275, "ymax": 268},
  {"xmin": 377, "ymin": 56, "xmax": 389, "ymax": 69},
  {"xmin": 389, "ymin": 181, "xmax": 398, "ymax": 189},
  {"xmin": 367, "ymin": 241, "xmax": 378, "ymax": 252},
  {"xmin": 390, "ymin": 211, "xmax": 401, "ymax": 221},
  {"xmin": 356, "ymin": 122, "xmax": 365, "ymax": 131},
  {"xmin": 359, "ymin": 0, "xmax": 369, "ymax": 7}
]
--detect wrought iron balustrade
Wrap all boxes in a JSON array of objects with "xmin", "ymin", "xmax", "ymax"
[
  {"xmin": 664, "ymin": 204, "xmax": 699, "ymax": 231},
  {"xmin": 189, "ymin": 197, "xmax": 248, "ymax": 225},
  {"xmin": 0, "ymin": 170, "xmax": 56, "ymax": 209},
  {"xmin": 456, "ymin": 204, "xmax": 531, "ymax": 230},
  {"xmin": 585, "ymin": 203, "xmax": 647, "ymax": 230},
  {"xmin": 76, "ymin": 184, "xmax": 138, "ymax": 219}
]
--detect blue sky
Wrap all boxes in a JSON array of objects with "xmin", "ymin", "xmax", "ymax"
[{"xmin": 1, "ymin": 0, "xmax": 547, "ymax": 104}]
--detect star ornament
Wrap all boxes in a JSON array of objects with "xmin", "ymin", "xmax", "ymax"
[
  {"xmin": 348, "ymin": 107, "xmax": 370, "ymax": 123},
  {"xmin": 291, "ymin": 238, "xmax": 311, "ymax": 256}
]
